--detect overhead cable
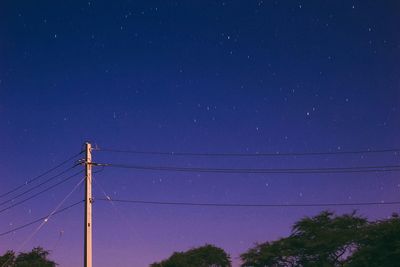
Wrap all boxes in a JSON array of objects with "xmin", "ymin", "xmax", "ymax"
[
  {"xmin": 0, "ymin": 200, "xmax": 84, "ymax": 237},
  {"xmin": 0, "ymin": 164, "xmax": 79, "ymax": 207},
  {"xmin": 0, "ymin": 151, "xmax": 83, "ymax": 199},
  {"xmin": 96, "ymin": 163, "xmax": 400, "ymax": 174},
  {"xmin": 96, "ymin": 197, "xmax": 400, "ymax": 208},
  {"xmin": 94, "ymin": 147, "xmax": 400, "ymax": 157},
  {"xmin": 0, "ymin": 170, "xmax": 83, "ymax": 214}
]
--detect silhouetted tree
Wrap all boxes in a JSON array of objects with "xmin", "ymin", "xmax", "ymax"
[
  {"xmin": 0, "ymin": 247, "xmax": 56, "ymax": 267},
  {"xmin": 290, "ymin": 211, "xmax": 366, "ymax": 266},
  {"xmin": 241, "ymin": 211, "xmax": 367, "ymax": 267},
  {"xmin": 150, "ymin": 244, "xmax": 231, "ymax": 267},
  {"xmin": 0, "ymin": 250, "xmax": 15, "ymax": 267},
  {"xmin": 346, "ymin": 214, "xmax": 400, "ymax": 267},
  {"xmin": 240, "ymin": 239, "xmax": 294, "ymax": 267}
]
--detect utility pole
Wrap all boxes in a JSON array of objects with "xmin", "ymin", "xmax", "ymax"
[{"xmin": 84, "ymin": 142, "xmax": 92, "ymax": 267}]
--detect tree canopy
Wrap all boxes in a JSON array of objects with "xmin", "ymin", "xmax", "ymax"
[
  {"xmin": 150, "ymin": 244, "xmax": 231, "ymax": 267},
  {"xmin": 346, "ymin": 214, "xmax": 400, "ymax": 267},
  {"xmin": 240, "ymin": 211, "xmax": 400, "ymax": 267},
  {"xmin": 0, "ymin": 247, "xmax": 56, "ymax": 267},
  {"xmin": 2, "ymin": 211, "xmax": 399, "ymax": 267}
]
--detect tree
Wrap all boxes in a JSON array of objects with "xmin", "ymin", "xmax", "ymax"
[
  {"xmin": 150, "ymin": 244, "xmax": 231, "ymax": 267},
  {"xmin": 0, "ymin": 247, "xmax": 56, "ymax": 267},
  {"xmin": 240, "ymin": 240, "xmax": 294, "ymax": 267},
  {"xmin": 0, "ymin": 250, "xmax": 15, "ymax": 267},
  {"xmin": 289, "ymin": 211, "xmax": 366, "ymax": 266},
  {"xmin": 346, "ymin": 214, "xmax": 400, "ymax": 267},
  {"xmin": 241, "ymin": 211, "xmax": 367, "ymax": 267}
]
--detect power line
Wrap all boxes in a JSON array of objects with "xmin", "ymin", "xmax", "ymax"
[
  {"xmin": 96, "ymin": 197, "xmax": 400, "ymax": 208},
  {"xmin": 0, "ymin": 164, "xmax": 79, "ymax": 207},
  {"xmin": 94, "ymin": 147, "xmax": 400, "ymax": 157},
  {"xmin": 0, "ymin": 151, "xmax": 83, "ymax": 199},
  {"xmin": 12, "ymin": 175, "xmax": 86, "ymax": 253},
  {"xmin": 0, "ymin": 170, "xmax": 83, "ymax": 214},
  {"xmin": 0, "ymin": 176, "xmax": 85, "ymax": 267},
  {"xmin": 0, "ymin": 200, "xmax": 84, "ymax": 237},
  {"xmin": 96, "ymin": 162, "xmax": 400, "ymax": 174}
]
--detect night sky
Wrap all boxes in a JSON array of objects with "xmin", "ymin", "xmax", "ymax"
[{"xmin": 1, "ymin": 1, "xmax": 400, "ymax": 266}]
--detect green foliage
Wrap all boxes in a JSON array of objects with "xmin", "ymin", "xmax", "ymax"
[
  {"xmin": 0, "ymin": 247, "xmax": 56, "ymax": 267},
  {"xmin": 0, "ymin": 250, "xmax": 15, "ymax": 267},
  {"xmin": 241, "ymin": 211, "xmax": 400, "ymax": 267},
  {"xmin": 289, "ymin": 211, "xmax": 366, "ymax": 266},
  {"xmin": 150, "ymin": 244, "xmax": 231, "ymax": 267},
  {"xmin": 3, "ymin": 212, "xmax": 399, "ymax": 267},
  {"xmin": 346, "ymin": 214, "xmax": 400, "ymax": 267},
  {"xmin": 240, "ymin": 240, "xmax": 292, "ymax": 267}
]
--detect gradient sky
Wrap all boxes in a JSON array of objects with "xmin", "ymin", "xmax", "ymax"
[{"xmin": 1, "ymin": 1, "xmax": 400, "ymax": 266}]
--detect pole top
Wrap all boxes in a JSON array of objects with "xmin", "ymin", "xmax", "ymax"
[
  {"xmin": 82, "ymin": 142, "xmax": 92, "ymax": 154},
  {"xmin": 84, "ymin": 142, "xmax": 92, "ymax": 149}
]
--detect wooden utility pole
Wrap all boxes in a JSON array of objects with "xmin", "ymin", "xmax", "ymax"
[{"xmin": 84, "ymin": 142, "xmax": 92, "ymax": 267}]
